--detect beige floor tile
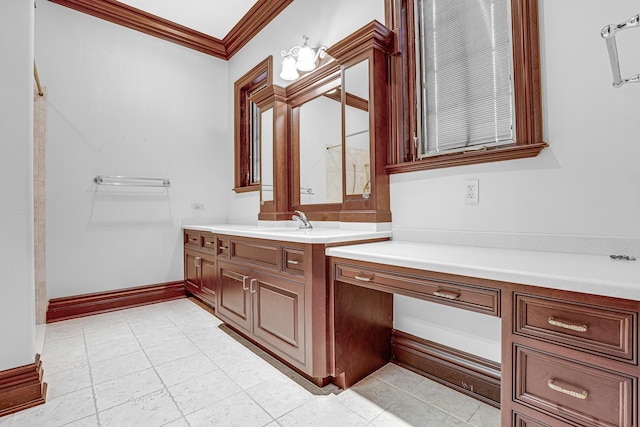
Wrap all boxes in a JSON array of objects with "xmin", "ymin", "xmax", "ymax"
[
  {"xmin": 168, "ymin": 369, "xmax": 242, "ymax": 415},
  {"xmin": 409, "ymin": 379, "xmax": 482, "ymax": 422},
  {"xmin": 246, "ymin": 375, "xmax": 314, "ymax": 419},
  {"xmin": 89, "ymin": 350, "xmax": 152, "ymax": 385},
  {"xmin": 371, "ymin": 394, "xmax": 467, "ymax": 427},
  {"xmin": 43, "ymin": 364, "xmax": 92, "ymax": 400},
  {"xmin": 98, "ymin": 389, "xmax": 182, "ymax": 427},
  {"xmin": 372, "ymin": 363, "xmax": 426, "ymax": 392},
  {"xmin": 154, "ymin": 352, "xmax": 219, "ymax": 387},
  {"xmin": 9, "ymin": 387, "xmax": 95, "ymax": 427},
  {"xmin": 185, "ymin": 392, "xmax": 273, "ymax": 427},
  {"xmin": 276, "ymin": 395, "xmax": 368, "ymax": 427},
  {"xmin": 468, "ymin": 403, "xmax": 500, "ymax": 427},
  {"xmin": 144, "ymin": 337, "xmax": 201, "ymax": 366},
  {"xmin": 222, "ymin": 353, "xmax": 288, "ymax": 390},
  {"xmin": 93, "ymin": 368, "xmax": 164, "ymax": 412},
  {"xmin": 336, "ymin": 376, "xmax": 407, "ymax": 421}
]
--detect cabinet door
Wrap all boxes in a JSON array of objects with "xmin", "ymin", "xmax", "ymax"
[
  {"xmin": 216, "ymin": 261, "xmax": 252, "ymax": 334},
  {"xmin": 200, "ymin": 254, "xmax": 216, "ymax": 305},
  {"xmin": 252, "ymin": 270, "xmax": 306, "ymax": 365},
  {"xmin": 184, "ymin": 249, "xmax": 201, "ymax": 294}
]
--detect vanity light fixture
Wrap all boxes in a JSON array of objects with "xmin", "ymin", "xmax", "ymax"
[{"xmin": 280, "ymin": 36, "xmax": 327, "ymax": 81}]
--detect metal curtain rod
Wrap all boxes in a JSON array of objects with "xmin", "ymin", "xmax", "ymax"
[
  {"xmin": 34, "ymin": 62, "xmax": 44, "ymax": 96},
  {"xmin": 601, "ymin": 14, "xmax": 640, "ymax": 87},
  {"xmin": 93, "ymin": 175, "xmax": 171, "ymax": 188}
]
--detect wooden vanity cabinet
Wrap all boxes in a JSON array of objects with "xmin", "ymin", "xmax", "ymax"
[
  {"xmin": 183, "ymin": 231, "xmax": 217, "ymax": 307},
  {"xmin": 503, "ymin": 284, "xmax": 639, "ymax": 427},
  {"xmin": 215, "ymin": 236, "xmax": 333, "ymax": 385}
]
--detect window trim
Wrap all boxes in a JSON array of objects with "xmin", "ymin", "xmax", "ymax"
[
  {"xmin": 233, "ymin": 56, "xmax": 272, "ymax": 193},
  {"xmin": 385, "ymin": 0, "xmax": 547, "ymax": 173}
]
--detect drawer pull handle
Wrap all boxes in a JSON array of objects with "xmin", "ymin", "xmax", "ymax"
[
  {"xmin": 433, "ymin": 290, "xmax": 460, "ymax": 300},
  {"xmin": 548, "ymin": 317, "xmax": 589, "ymax": 333},
  {"xmin": 354, "ymin": 274, "xmax": 373, "ymax": 282},
  {"xmin": 547, "ymin": 379, "xmax": 588, "ymax": 400},
  {"xmin": 205, "ymin": 241, "xmax": 214, "ymax": 246},
  {"xmin": 219, "ymin": 246, "xmax": 228, "ymax": 250},
  {"xmin": 189, "ymin": 238, "xmax": 198, "ymax": 242},
  {"xmin": 287, "ymin": 259, "xmax": 301, "ymax": 265}
]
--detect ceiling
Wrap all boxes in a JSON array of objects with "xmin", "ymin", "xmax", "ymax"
[
  {"xmin": 116, "ymin": 0, "xmax": 259, "ymax": 39},
  {"xmin": 49, "ymin": 0, "xmax": 292, "ymax": 59}
]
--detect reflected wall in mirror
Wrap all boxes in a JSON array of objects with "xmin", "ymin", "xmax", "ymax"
[
  {"xmin": 260, "ymin": 108, "xmax": 274, "ymax": 203},
  {"xmin": 298, "ymin": 79, "xmax": 343, "ymax": 205},
  {"xmin": 344, "ymin": 59, "xmax": 370, "ymax": 198}
]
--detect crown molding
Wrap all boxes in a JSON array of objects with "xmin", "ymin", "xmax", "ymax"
[{"xmin": 48, "ymin": 0, "xmax": 292, "ymax": 60}]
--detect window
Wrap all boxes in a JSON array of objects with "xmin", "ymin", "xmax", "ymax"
[
  {"xmin": 234, "ymin": 57, "xmax": 272, "ymax": 192},
  {"xmin": 386, "ymin": 0, "xmax": 546, "ymax": 172}
]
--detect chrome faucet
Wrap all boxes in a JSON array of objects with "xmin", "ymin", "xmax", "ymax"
[{"xmin": 292, "ymin": 210, "xmax": 313, "ymax": 229}]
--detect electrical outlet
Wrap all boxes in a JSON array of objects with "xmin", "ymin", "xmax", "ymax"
[{"xmin": 465, "ymin": 179, "xmax": 479, "ymax": 205}]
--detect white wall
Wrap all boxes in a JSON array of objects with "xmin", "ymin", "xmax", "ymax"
[
  {"xmin": 36, "ymin": 1, "xmax": 229, "ymax": 298},
  {"xmin": 0, "ymin": 0, "xmax": 36, "ymax": 370},
  {"xmin": 226, "ymin": 0, "xmax": 385, "ymax": 223},
  {"xmin": 390, "ymin": 0, "xmax": 640, "ymax": 362}
]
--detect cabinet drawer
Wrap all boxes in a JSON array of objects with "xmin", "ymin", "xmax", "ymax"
[
  {"xmin": 217, "ymin": 237, "xmax": 230, "ymax": 258},
  {"xmin": 231, "ymin": 239, "xmax": 278, "ymax": 268},
  {"xmin": 335, "ymin": 263, "xmax": 499, "ymax": 316},
  {"xmin": 202, "ymin": 234, "xmax": 216, "ymax": 252},
  {"xmin": 282, "ymin": 247, "xmax": 305, "ymax": 276},
  {"xmin": 515, "ymin": 294, "xmax": 636, "ymax": 362},
  {"xmin": 515, "ymin": 346, "xmax": 634, "ymax": 427},
  {"xmin": 185, "ymin": 232, "xmax": 202, "ymax": 248}
]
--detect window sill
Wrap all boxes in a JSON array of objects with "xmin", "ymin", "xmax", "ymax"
[
  {"xmin": 386, "ymin": 142, "xmax": 548, "ymax": 174},
  {"xmin": 233, "ymin": 184, "xmax": 260, "ymax": 194}
]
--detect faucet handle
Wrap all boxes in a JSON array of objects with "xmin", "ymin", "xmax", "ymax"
[{"xmin": 294, "ymin": 210, "xmax": 308, "ymax": 221}]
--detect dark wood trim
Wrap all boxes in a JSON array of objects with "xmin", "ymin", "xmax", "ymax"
[
  {"xmin": 0, "ymin": 354, "xmax": 47, "ymax": 417},
  {"xmin": 48, "ymin": 0, "xmax": 227, "ymax": 58},
  {"xmin": 223, "ymin": 0, "xmax": 293, "ymax": 59},
  {"xmin": 386, "ymin": 142, "xmax": 549, "ymax": 174},
  {"xmin": 48, "ymin": 0, "xmax": 292, "ymax": 60},
  {"xmin": 392, "ymin": 330, "xmax": 501, "ymax": 408},
  {"xmin": 46, "ymin": 281, "xmax": 187, "ymax": 323},
  {"xmin": 385, "ymin": 0, "xmax": 547, "ymax": 172},
  {"xmin": 234, "ymin": 56, "xmax": 273, "ymax": 191}
]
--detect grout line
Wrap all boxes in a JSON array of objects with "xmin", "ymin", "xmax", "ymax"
[{"xmin": 81, "ymin": 319, "xmax": 102, "ymax": 427}]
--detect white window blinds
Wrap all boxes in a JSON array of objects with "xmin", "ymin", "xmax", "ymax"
[{"xmin": 416, "ymin": 0, "xmax": 514, "ymax": 156}]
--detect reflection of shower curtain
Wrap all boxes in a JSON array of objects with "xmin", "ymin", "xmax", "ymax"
[
  {"xmin": 345, "ymin": 148, "xmax": 370, "ymax": 196},
  {"xmin": 325, "ymin": 145, "xmax": 342, "ymax": 203}
]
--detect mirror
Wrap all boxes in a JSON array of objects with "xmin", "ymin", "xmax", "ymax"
[
  {"xmin": 297, "ymin": 79, "xmax": 343, "ymax": 205},
  {"xmin": 344, "ymin": 59, "xmax": 370, "ymax": 198},
  {"xmin": 261, "ymin": 108, "xmax": 274, "ymax": 203}
]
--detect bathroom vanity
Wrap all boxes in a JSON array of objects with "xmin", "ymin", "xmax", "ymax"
[
  {"xmin": 326, "ymin": 241, "xmax": 640, "ymax": 427},
  {"xmin": 183, "ymin": 224, "xmax": 391, "ymax": 385}
]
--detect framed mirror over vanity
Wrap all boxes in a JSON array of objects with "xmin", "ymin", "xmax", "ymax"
[{"xmin": 251, "ymin": 21, "xmax": 393, "ymax": 224}]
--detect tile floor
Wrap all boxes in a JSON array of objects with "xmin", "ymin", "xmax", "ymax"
[{"xmin": 0, "ymin": 298, "xmax": 500, "ymax": 427}]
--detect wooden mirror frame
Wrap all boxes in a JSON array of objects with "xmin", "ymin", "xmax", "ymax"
[
  {"xmin": 384, "ymin": 0, "xmax": 547, "ymax": 172},
  {"xmin": 257, "ymin": 21, "xmax": 394, "ymax": 223}
]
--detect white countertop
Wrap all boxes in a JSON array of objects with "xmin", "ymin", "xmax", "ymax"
[
  {"xmin": 182, "ymin": 223, "xmax": 392, "ymax": 244},
  {"xmin": 326, "ymin": 241, "xmax": 640, "ymax": 300}
]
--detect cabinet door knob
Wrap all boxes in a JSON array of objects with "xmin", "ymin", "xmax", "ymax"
[
  {"xmin": 547, "ymin": 379, "xmax": 588, "ymax": 400},
  {"xmin": 548, "ymin": 317, "xmax": 589, "ymax": 333}
]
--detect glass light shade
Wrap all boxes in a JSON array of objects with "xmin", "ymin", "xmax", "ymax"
[
  {"xmin": 280, "ymin": 55, "xmax": 299, "ymax": 81},
  {"xmin": 295, "ymin": 45, "xmax": 316, "ymax": 72}
]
